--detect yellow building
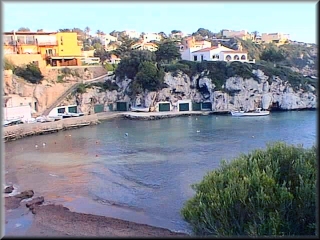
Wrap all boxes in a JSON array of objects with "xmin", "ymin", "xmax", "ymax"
[
  {"xmin": 3, "ymin": 31, "xmax": 83, "ymax": 67},
  {"xmin": 261, "ymin": 33, "xmax": 290, "ymax": 46}
]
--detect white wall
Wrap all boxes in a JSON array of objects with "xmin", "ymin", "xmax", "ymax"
[
  {"xmin": 48, "ymin": 105, "xmax": 78, "ymax": 116},
  {"xmin": 3, "ymin": 105, "xmax": 32, "ymax": 122},
  {"xmin": 143, "ymin": 33, "xmax": 161, "ymax": 43},
  {"xmin": 5, "ymin": 94, "xmax": 38, "ymax": 111}
]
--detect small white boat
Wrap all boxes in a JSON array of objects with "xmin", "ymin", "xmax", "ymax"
[
  {"xmin": 131, "ymin": 106, "xmax": 150, "ymax": 112},
  {"xmin": 231, "ymin": 108, "xmax": 270, "ymax": 117},
  {"xmin": 3, "ymin": 117, "xmax": 24, "ymax": 127}
]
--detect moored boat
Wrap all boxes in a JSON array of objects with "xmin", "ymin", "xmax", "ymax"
[
  {"xmin": 231, "ymin": 108, "xmax": 270, "ymax": 117},
  {"xmin": 131, "ymin": 106, "xmax": 150, "ymax": 112}
]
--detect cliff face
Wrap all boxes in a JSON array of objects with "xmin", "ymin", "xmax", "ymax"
[
  {"xmin": 73, "ymin": 69, "xmax": 317, "ymax": 113},
  {"xmin": 3, "ymin": 67, "xmax": 108, "ymax": 115}
]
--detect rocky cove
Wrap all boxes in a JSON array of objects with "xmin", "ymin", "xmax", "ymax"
[
  {"xmin": 64, "ymin": 69, "xmax": 318, "ymax": 114},
  {"xmin": 4, "ymin": 65, "xmax": 317, "ymax": 117}
]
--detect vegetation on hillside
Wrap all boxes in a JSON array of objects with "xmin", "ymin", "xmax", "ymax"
[
  {"xmin": 89, "ymin": 80, "xmax": 119, "ymax": 92},
  {"xmin": 14, "ymin": 63, "xmax": 44, "ymax": 84},
  {"xmin": 4, "ymin": 58, "xmax": 16, "ymax": 71},
  {"xmin": 181, "ymin": 142, "xmax": 317, "ymax": 237}
]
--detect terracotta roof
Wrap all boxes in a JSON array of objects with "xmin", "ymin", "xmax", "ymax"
[
  {"xmin": 144, "ymin": 42, "xmax": 158, "ymax": 46},
  {"xmin": 221, "ymin": 51, "xmax": 247, "ymax": 53},
  {"xmin": 110, "ymin": 54, "xmax": 120, "ymax": 59},
  {"xmin": 192, "ymin": 46, "xmax": 218, "ymax": 53}
]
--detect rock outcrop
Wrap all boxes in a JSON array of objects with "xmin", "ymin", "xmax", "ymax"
[
  {"xmin": 4, "ymin": 67, "xmax": 317, "ymax": 114},
  {"xmin": 69, "ymin": 69, "xmax": 317, "ymax": 113},
  {"xmin": 3, "ymin": 67, "xmax": 108, "ymax": 115}
]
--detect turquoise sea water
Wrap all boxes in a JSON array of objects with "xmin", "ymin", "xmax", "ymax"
[{"xmin": 4, "ymin": 110, "xmax": 317, "ymax": 234}]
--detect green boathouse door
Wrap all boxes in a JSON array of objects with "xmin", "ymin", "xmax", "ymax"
[
  {"xmin": 159, "ymin": 103, "xmax": 170, "ymax": 111},
  {"xmin": 179, "ymin": 103, "xmax": 189, "ymax": 111}
]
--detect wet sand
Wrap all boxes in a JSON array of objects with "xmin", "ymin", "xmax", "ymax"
[{"xmin": 4, "ymin": 196, "xmax": 190, "ymax": 237}]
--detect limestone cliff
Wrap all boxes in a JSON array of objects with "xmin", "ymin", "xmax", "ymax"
[
  {"xmin": 69, "ymin": 69, "xmax": 317, "ymax": 113},
  {"xmin": 3, "ymin": 66, "xmax": 107, "ymax": 115}
]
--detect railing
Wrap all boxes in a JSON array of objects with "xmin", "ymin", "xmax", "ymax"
[
  {"xmin": 42, "ymin": 73, "xmax": 110, "ymax": 116},
  {"xmin": 37, "ymin": 41, "xmax": 58, "ymax": 46}
]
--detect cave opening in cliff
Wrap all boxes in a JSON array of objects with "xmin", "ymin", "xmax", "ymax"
[{"xmin": 270, "ymin": 101, "xmax": 281, "ymax": 111}]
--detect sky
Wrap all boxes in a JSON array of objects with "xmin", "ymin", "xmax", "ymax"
[{"xmin": 2, "ymin": 1, "xmax": 318, "ymax": 43}]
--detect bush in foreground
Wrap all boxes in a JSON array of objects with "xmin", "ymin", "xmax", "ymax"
[{"xmin": 181, "ymin": 142, "xmax": 317, "ymax": 236}]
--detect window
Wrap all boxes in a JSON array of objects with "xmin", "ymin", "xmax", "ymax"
[
  {"xmin": 46, "ymin": 49, "xmax": 53, "ymax": 55},
  {"xmin": 234, "ymin": 55, "xmax": 239, "ymax": 60},
  {"xmin": 241, "ymin": 55, "xmax": 246, "ymax": 60},
  {"xmin": 26, "ymin": 36, "xmax": 34, "ymax": 44},
  {"xmin": 17, "ymin": 36, "xmax": 26, "ymax": 44},
  {"xmin": 57, "ymin": 108, "xmax": 65, "ymax": 114},
  {"xmin": 201, "ymin": 55, "xmax": 204, "ymax": 61},
  {"xmin": 212, "ymin": 54, "xmax": 219, "ymax": 60},
  {"xmin": 193, "ymin": 55, "xmax": 198, "ymax": 61},
  {"xmin": 226, "ymin": 55, "xmax": 231, "ymax": 61},
  {"xmin": 68, "ymin": 106, "xmax": 77, "ymax": 113}
]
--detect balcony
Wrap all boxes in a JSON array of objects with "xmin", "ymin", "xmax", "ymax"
[
  {"xmin": 37, "ymin": 41, "xmax": 58, "ymax": 46},
  {"xmin": 44, "ymin": 53, "xmax": 58, "ymax": 59}
]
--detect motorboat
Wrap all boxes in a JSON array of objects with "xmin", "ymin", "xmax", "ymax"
[
  {"xmin": 3, "ymin": 117, "xmax": 24, "ymax": 127},
  {"xmin": 231, "ymin": 108, "xmax": 270, "ymax": 117},
  {"xmin": 131, "ymin": 106, "xmax": 150, "ymax": 112}
]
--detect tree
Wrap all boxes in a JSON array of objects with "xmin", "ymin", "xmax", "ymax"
[
  {"xmin": 251, "ymin": 30, "xmax": 259, "ymax": 41},
  {"xmin": 158, "ymin": 31, "xmax": 168, "ymax": 39},
  {"xmin": 111, "ymin": 35, "xmax": 140, "ymax": 58},
  {"xmin": 18, "ymin": 27, "xmax": 30, "ymax": 32},
  {"xmin": 96, "ymin": 30, "xmax": 101, "ymax": 39},
  {"xmin": 193, "ymin": 28, "xmax": 214, "ymax": 38},
  {"xmin": 132, "ymin": 61, "xmax": 165, "ymax": 94},
  {"xmin": 171, "ymin": 30, "xmax": 181, "ymax": 34},
  {"xmin": 260, "ymin": 47, "xmax": 286, "ymax": 63},
  {"xmin": 115, "ymin": 50, "xmax": 156, "ymax": 80},
  {"xmin": 85, "ymin": 26, "xmax": 91, "ymax": 39},
  {"xmin": 155, "ymin": 40, "xmax": 181, "ymax": 64},
  {"xmin": 59, "ymin": 29, "xmax": 71, "ymax": 32}
]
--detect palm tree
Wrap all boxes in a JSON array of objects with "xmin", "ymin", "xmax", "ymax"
[
  {"xmin": 251, "ymin": 31, "xmax": 259, "ymax": 41},
  {"xmin": 84, "ymin": 26, "xmax": 90, "ymax": 39}
]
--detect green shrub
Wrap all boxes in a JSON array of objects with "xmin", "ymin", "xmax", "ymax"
[
  {"xmin": 61, "ymin": 67, "xmax": 72, "ymax": 75},
  {"xmin": 57, "ymin": 75, "xmax": 65, "ymax": 83},
  {"xmin": 4, "ymin": 58, "xmax": 15, "ymax": 70},
  {"xmin": 14, "ymin": 63, "xmax": 44, "ymax": 84},
  {"xmin": 181, "ymin": 142, "xmax": 316, "ymax": 237},
  {"xmin": 104, "ymin": 63, "xmax": 114, "ymax": 71},
  {"xmin": 90, "ymin": 80, "xmax": 119, "ymax": 91},
  {"xmin": 75, "ymin": 83, "xmax": 89, "ymax": 94}
]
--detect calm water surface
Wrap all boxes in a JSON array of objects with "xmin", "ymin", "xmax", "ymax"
[{"xmin": 4, "ymin": 110, "xmax": 317, "ymax": 234}]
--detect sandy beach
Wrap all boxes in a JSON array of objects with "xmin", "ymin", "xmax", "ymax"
[{"xmin": 4, "ymin": 194, "xmax": 189, "ymax": 237}]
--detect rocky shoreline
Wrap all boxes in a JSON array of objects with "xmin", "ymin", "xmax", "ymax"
[{"xmin": 4, "ymin": 186, "xmax": 189, "ymax": 237}]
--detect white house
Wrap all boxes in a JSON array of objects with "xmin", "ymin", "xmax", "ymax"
[
  {"xmin": 107, "ymin": 54, "xmax": 121, "ymax": 64},
  {"xmin": 131, "ymin": 42, "xmax": 158, "ymax": 52},
  {"xmin": 142, "ymin": 33, "xmax": 162, "ymax": 43},
  {"xmin": 124, "ymin": 30, "xmax": 141, "ymax": 39},
  {"xmin": 98, "ymin": 34, "xmax": 118, "ymax": 46},
  {"xmin": 189, "ymin": 44, "xmax": 249, "ymax": 63},
  {"xmin": 3, "ymin": 105, "xmax": 32, "ymax": 122}
]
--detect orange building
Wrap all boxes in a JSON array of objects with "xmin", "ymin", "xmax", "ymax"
[{"xmin": 3, "ymin": 31, "xmax": 83, "ymax": 67}]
